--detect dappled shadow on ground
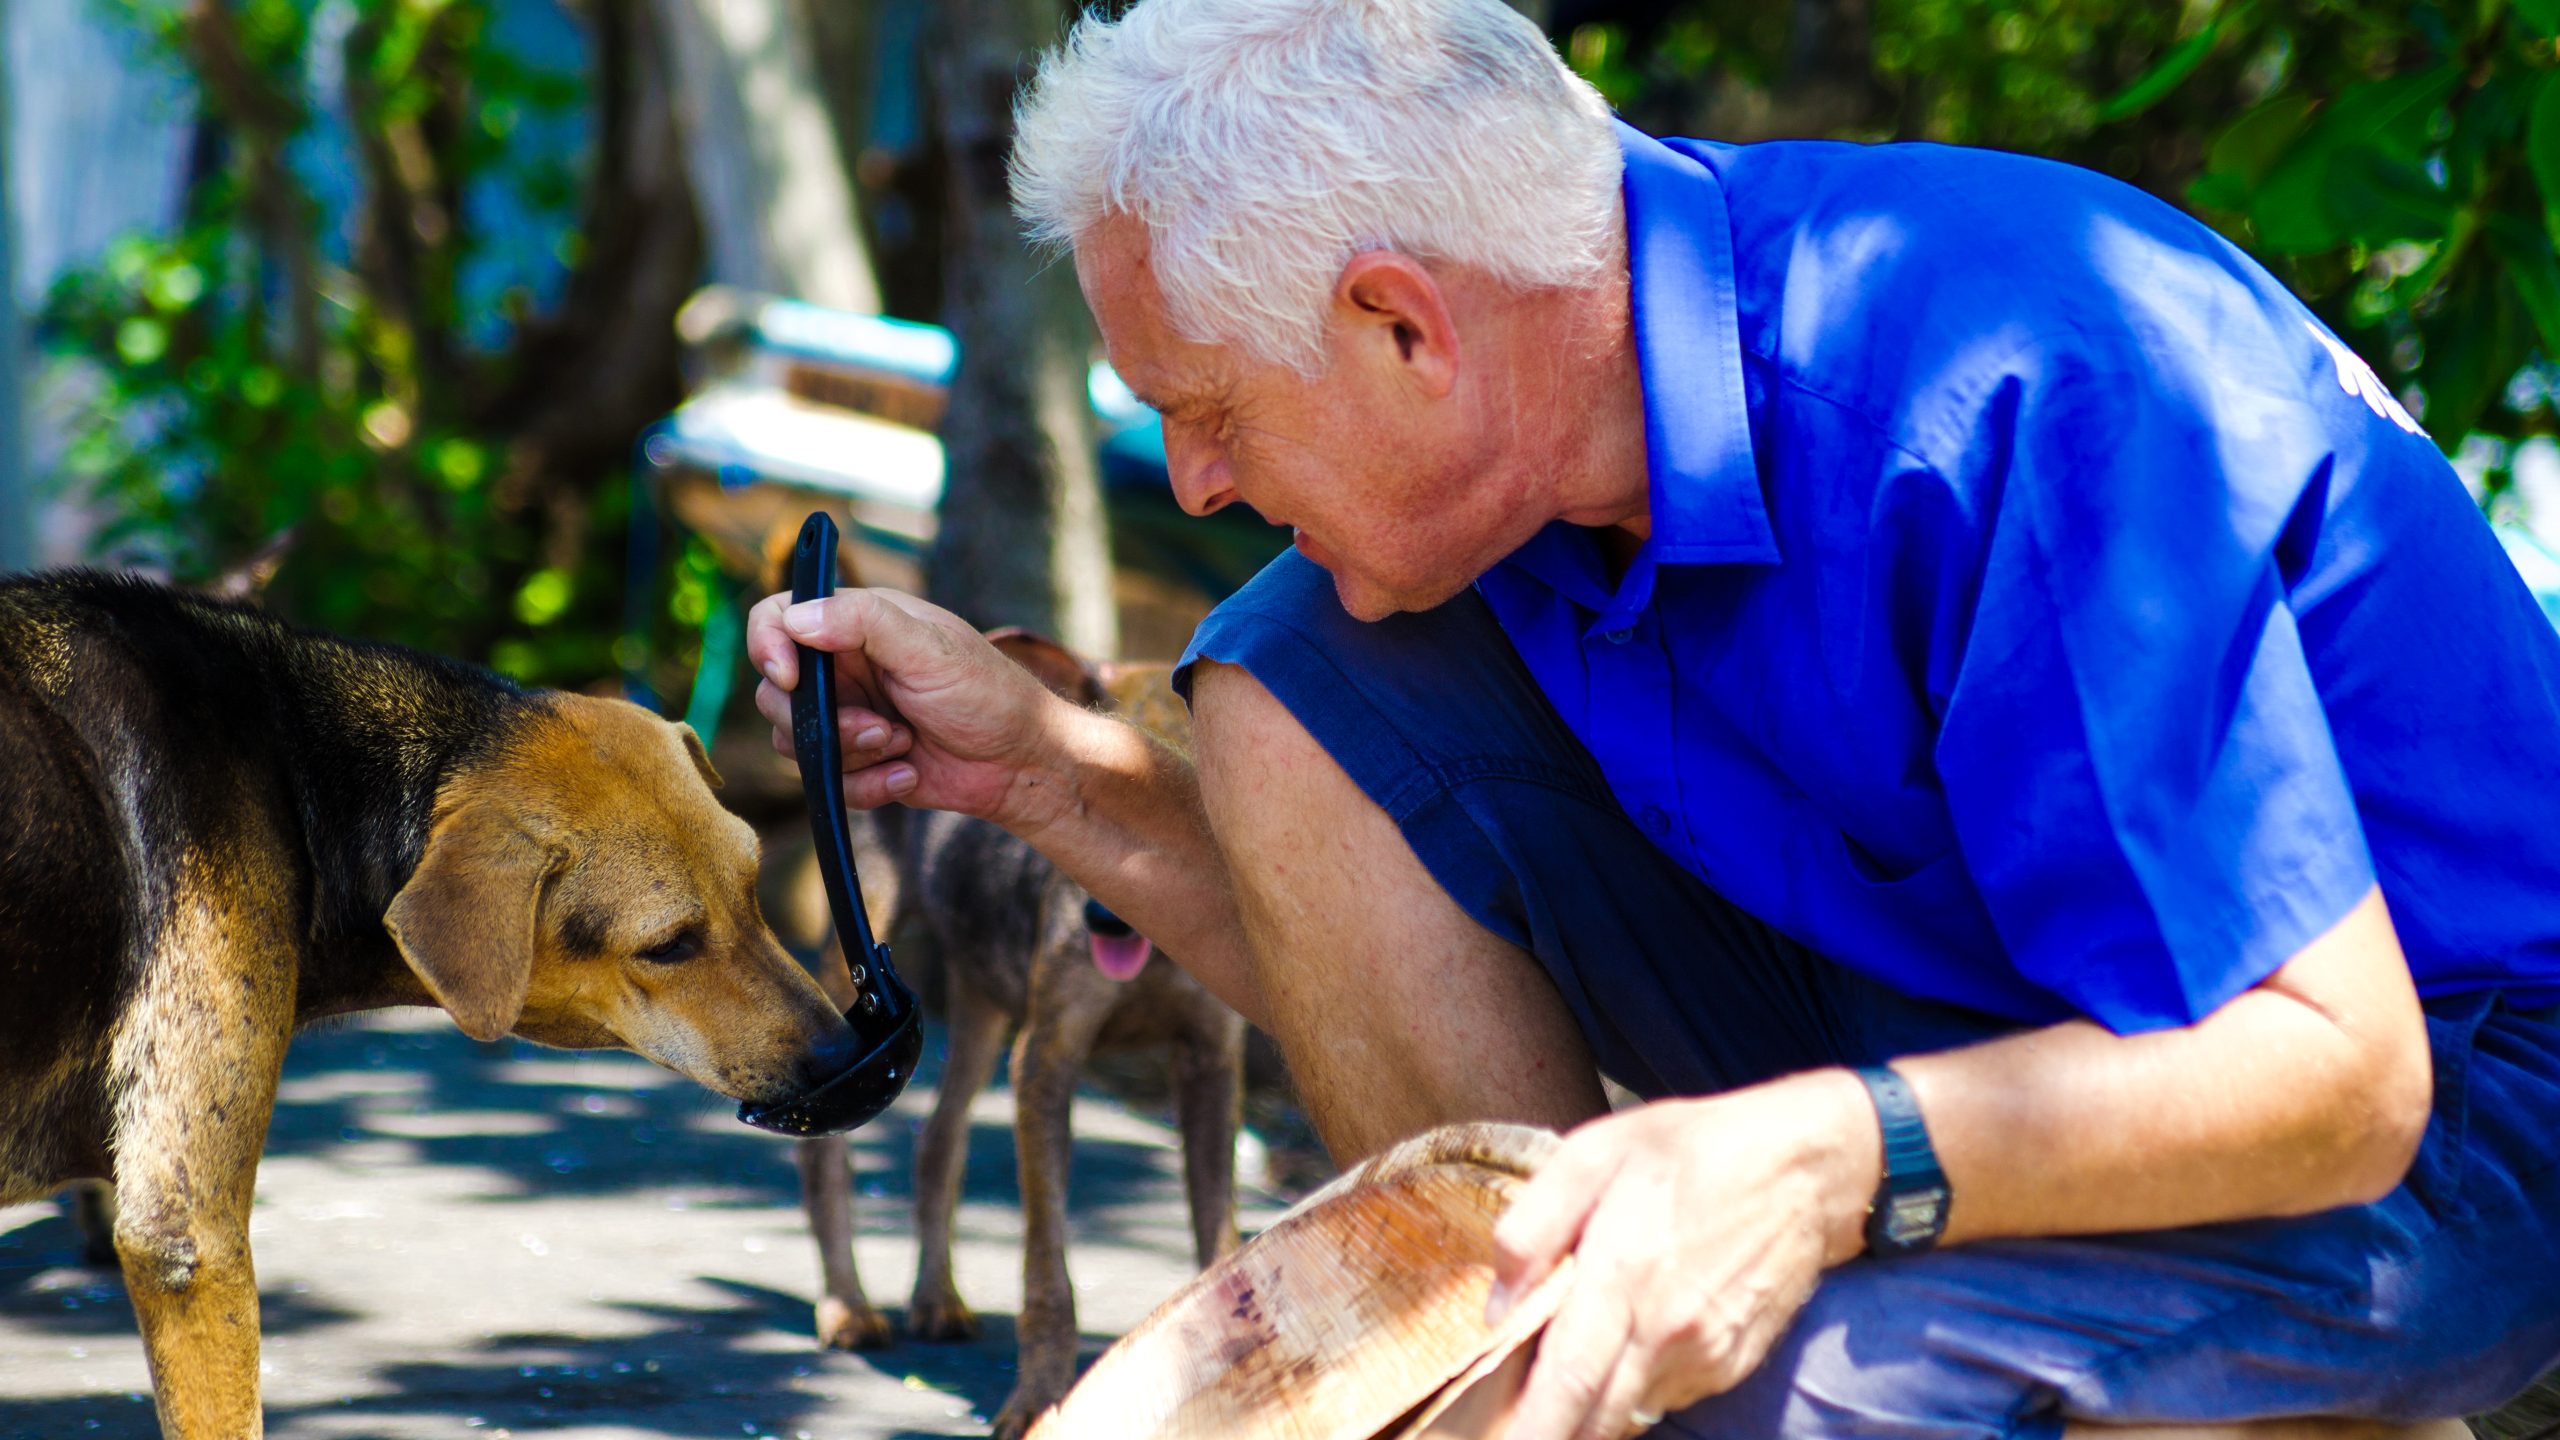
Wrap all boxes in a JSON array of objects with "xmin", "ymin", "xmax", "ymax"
[
  {"xmin": 0, "ymin": 1270, "xmax": 1104, "ymax": 1440},
  {"xmin": 262, "ymin": 1013, "xmax": 1203, "ymax": 1244},
  {"xmin": 2, "ymin": 1011, "xmax": 1242, "ymax": 1439},
  {"xmin": 254, "ymin": 1278, "xmax": 1065, "ymax": 1440},
  {"xmin": 0, "ymin": 1210, "xmax": 356, "ymax": 1341}
]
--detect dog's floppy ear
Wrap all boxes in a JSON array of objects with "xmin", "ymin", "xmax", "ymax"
[
  {"xmin": 677, "ymin": 722, "xmax": 723, "ymax": 789},
  {"xmin": 986, "ymin": 627, "xmax": 1108, "ymax": 707},
  {"xmin": 384, "ymin": 801, "xmax": 563, "ymax": 1042}
]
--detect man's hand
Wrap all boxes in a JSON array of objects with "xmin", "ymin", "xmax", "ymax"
[
  {"xmin": 1487, "ymin": 1072, "xmax": 1879, "ymax": 1440},
  {"xmin": 745, "ymin": 588, "xmax": 1070, "ymax": 828}
]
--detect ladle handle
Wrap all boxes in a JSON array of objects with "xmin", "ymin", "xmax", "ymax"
[{"xmin": 788, "ymin": 513, "xmax": 903, "ymax": 1019}]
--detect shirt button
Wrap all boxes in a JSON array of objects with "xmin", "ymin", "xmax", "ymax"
[
  {"xmin": 1640, "ymin": 805, "xmax": 1670, "ymax": 835},
  {"xmin": 1604, "ymin": 627, "xmax": 1635, "ymax": 645}
]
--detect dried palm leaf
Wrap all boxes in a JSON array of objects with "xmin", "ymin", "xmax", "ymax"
[{"xmin": 1025, "ymin": 1123, "xmax": 1568, "ymax": 1440}]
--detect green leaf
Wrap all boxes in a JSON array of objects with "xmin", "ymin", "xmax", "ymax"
[
  {"xmin": 2485, "ymin": 212, "xmax": 2560, "ymax": 359},
  {"xmin": 2207, "ymin": 94, "xmax": 2320, "ymax": 185},
  {"xmin": 2098, "ymin": 5, "xmax": 2250, "ymax": 124},
  {"xmin": 2420, "ymin": 259, "xmax": 2531, "ymax": 444},
  {"xmin": 2320, "ymin": 68, "xmax": 2464, "ymax": 160},
  {"xmin": 2251, "ymin": 69, "xmax": 2461, "ymax": 256},
  {"xmin": 2518, "ymin": 0, "xmax": 2560, "ymax": 38},
  {"xmin": 2532, "ymin": 74, "xmax": 2560, "ymax": 238},
  {"xmin": 2330, "ymin": 151, "xmax": 2459, "ymax": 246}
]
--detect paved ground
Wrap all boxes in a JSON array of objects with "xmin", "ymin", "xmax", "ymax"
[{"xmin": 0, "ymin": 1009, "xmax": 1304, "ymax": 1440}]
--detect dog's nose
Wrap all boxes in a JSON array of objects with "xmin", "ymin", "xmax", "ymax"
[
  {"xmin": 1084, "ymin": 897, "xmax": 1135, "ymax": 938},
  {"xmin": 796, "ymin": 1019, "xmax": 863, "ymax": 1091}
]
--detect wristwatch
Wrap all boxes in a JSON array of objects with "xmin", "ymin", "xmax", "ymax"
[{"xmin": 1853, "ymin": 1064, "xmax": 1950, "ymax": 1257}]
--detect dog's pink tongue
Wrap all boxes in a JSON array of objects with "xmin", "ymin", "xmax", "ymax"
[{"xmin": 1089, "ymin": 932, "xmax": 1153, "ymax": 981}]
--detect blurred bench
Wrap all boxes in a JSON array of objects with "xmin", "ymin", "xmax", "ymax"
[{"xmin": 626, "ymin": 286, "xmax": 1285, "ymax": 738}]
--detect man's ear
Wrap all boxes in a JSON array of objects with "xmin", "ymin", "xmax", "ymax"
[
  {"xmin": 384, "ymin": 801, "xmax": 563, "ymax": 1042},
  {"xmin": 1333, "ymin": 250, "xmax": 1459, "ymax": 398},
  {"xmin": 677, "ymin": 722, "xmax": 723, "ymax": 789},
  {"xmin": 986, "ymin": 627, "xmax": 1109, "ymax": 707}
]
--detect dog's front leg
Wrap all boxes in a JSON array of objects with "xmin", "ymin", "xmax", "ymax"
[
  {"xmin": 795, "ymin": 1138, "xmax": 892, "ymax": 1349},
  {"xmin": 109, "ymin": 875, "xmax": 296, "ymax": 1438},
  {"xmin": 907, "ymin": 968, "xmax": 1010, "ymax": 1342},
  {"xmin": 796, "ymin": 933, "xmax": 892, "ymax": 1349},
  {"xmin": 991, "ymin": 994, "xmax": 1111, "ymax": 1440}
]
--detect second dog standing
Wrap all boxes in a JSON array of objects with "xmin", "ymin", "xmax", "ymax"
[{"xmin": 796, "ymin": 633, "xmax": 1247, "ymax": 1440}]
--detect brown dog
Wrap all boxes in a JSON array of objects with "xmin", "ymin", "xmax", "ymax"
[
  {"xmin": 0, "ymin": 570, "xmax": 872, "ymax": 1439},
  {"xmin": 788, "ymin": 632, "xmax": 1248, "ymax": 1440}
]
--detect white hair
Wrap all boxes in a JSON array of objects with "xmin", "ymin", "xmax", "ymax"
[{"xmin": 1011, "ymin": 0, "xmax": 1624, "ymax": 375}]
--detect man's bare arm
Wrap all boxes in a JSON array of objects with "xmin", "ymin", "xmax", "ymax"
[{"xmin": 1903, "ymin": 885, "xmax": 2431, "ymax": 1244}]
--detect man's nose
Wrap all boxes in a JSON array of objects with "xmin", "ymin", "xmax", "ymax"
[{"xmin": 1165, "ymin": 427, "xmax": 1237, "ymax": 518}]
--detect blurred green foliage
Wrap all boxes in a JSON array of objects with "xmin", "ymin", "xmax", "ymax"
[
  {"xmin": 40, "ymin": 0, "xmax": 656, "ymax": 683},
  {"xmin": 43, "ymin": 0, "xmax": 2560, "ymax": 678},
  {"xmin": 1566, "ymin": 0, "xmax": 2560, "ymax": 489}
]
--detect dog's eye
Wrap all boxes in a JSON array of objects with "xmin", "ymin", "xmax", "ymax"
[{"xmin": 636, "ymin": 930, "xmax": 701, "ymax": 965}]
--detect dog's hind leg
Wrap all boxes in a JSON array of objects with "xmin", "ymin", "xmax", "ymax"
[
  {"xmin": 797, "ymin": 934, "xmax": 891, "ymax": 1351},
  {"xmin": 109, "ymin": 853, "xmax": 297, "ymax": 1439},
  {"xmin": 1172, "ymin": 1017, "xmax": 1246, "ymax": 1271},
  {"xmin": 991, "ymin": 986, "xmax": 1112, "ymax": 1440},
  {"xmin": 906, "ymin": 966, "xmax": 1008, "ymax": 1342}
]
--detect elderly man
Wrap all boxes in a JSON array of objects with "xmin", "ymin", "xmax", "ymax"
[{"xmin": 748, "ymin": 1, "xmax": 2560, "ymax": 1436}]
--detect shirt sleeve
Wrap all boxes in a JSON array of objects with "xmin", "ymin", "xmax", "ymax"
[{"xmin": 1932, "ymin": 340, "xmax": 2378, "ymax": 1035}]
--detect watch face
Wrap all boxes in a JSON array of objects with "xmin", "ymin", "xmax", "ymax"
[{"xmin": 1882, "ymin": 1186, "xmax": 1948, "ymax": 1247}]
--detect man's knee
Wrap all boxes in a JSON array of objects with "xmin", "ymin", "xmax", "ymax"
[
  {"xmin": 1186, "ymin": 653, "xmax": 1606, "ymax": 1156},
  {"xmin": 1189, "ymin": 655, "xmax": 1445, "ymax": 930}
]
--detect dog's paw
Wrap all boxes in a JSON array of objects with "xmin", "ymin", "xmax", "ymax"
[
  {"xmin": 905, "ymin": 1288, "xmax": 980, "ymax": 1343},
  {"xmin": 814, "ymin": 1295, "xmax": 895, "ymax": 1351},
  {"xmin": 989, "ymin": 1382, "xmax": 1066, "ymax": 1440}
]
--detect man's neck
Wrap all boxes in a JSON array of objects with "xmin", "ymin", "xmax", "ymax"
[{"xmin": 1539, "ymin": 261, "xmax": 1653, "ymax": 549}]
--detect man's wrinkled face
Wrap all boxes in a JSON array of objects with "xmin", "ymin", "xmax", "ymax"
[{"xmin": 1075, "ymin": 217, "xmax": 1550, "ymax": 620}]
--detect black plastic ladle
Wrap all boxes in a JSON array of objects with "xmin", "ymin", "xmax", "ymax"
[{"xmin": 735, "ymin": 512, "xmax": 922, "ymax": 1137}]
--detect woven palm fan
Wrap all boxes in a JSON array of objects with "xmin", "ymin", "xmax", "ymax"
[{"xmin": 1025, "ymin": 1123, "xmax": 1573, "ymax": 1440}]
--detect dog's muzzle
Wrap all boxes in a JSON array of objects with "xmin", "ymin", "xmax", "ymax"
[
  {"xmin": 736, "ymin": 1011, "xmax": 922, "ymax": 1137},
  {"xmin": 737, "ymin": 512, "xmax": 924, "ymax": 1138}
]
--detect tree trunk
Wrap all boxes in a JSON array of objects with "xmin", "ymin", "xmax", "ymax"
[
  {"xmin": 655, "ymin": 0, "xmax": 878, "ymax": 311},
  {"xmin": 924, "ymin": 0, "xmax": 1116, "ymax": 659}
]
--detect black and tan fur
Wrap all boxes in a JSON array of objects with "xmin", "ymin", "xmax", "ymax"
[
  {"xmin": 0, "ymin": 571, "xmax": 864, "ymax": 1439},
  {"xmin": 790, "ymin": 633, "xmax": 1247, "ymax": 1440}
]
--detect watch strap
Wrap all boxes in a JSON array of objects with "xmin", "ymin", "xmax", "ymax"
[{"xmin": 1854, "ymin": 1064, "xmax": 1950, "ymax": 1257}]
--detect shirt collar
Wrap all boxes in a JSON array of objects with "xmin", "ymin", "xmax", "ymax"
[
  {"xmin": 1496, "ymin": 123, "xmax": 1777, "ymax": 634},
  {"xmin": 1619, "ymin": 121, "xmax": 1778, "ymax": 572}
]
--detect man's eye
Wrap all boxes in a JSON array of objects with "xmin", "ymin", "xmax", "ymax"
[{"xmin": 636, "ymin": 931, "xmax": 701, "ymax": 964}]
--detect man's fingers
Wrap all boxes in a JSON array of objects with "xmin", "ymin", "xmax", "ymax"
[
  {"xmin": 779, "ymin": 587, "xmax": 957, "ymax": 667},
  {"xmin": 1491, "ymin": 1126, "xmax": 1625, "ymax": 1316},
  {"xmin": 842, "ymin": 712, "xmax": 912, "ymax": 756},
  {"xmin": 842, "ymin": 763, "xmax": 919, "ymax": 810},
  {"xmin": 755, "ymin": 680, "xmax": 909, "ymax": 759},
  {"xmin": 755, "ymin": 678, "xmax": 793, "ymax": 734},
  {"xmin": 1579, "ymin": 1349, "xmax": 1664, "ymax": 1440},
  {"xmin": 1501, "ymin": 1272, "xmax": 1628, "ymax": 1440},
  {"xmin": 745, "ymin": 592, "xmax": 800, "ymax": 691}
]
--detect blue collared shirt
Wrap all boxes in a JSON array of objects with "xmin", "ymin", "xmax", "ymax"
[{"xmin": 1478, "ymin": 123, "xmax": 2560, "ymax": 1034}]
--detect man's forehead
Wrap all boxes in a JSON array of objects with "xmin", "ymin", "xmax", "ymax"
[{"xmin": 1075, "ymin": 217, "xmax": 1220, "ymax": 400}]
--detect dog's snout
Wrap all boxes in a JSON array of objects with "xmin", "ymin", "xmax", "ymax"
[
  {"xmin": 1083, "ymin": 898, "xmax": 1134, "ymax": 938},
  {"xmin": 797, "ymin": 1018, "xmax": 863, "ymax": 1091}
]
